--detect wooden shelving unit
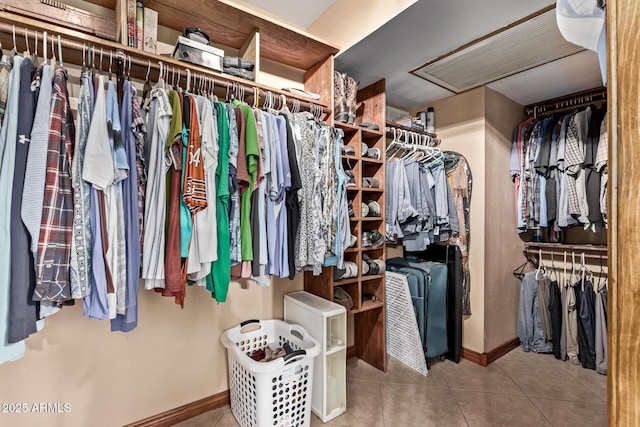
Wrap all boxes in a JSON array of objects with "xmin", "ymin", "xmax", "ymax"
[
  {"xmin": 305, "ymin": 79, "xmax": 387, "ymax": 372},
  {"xmin": 81, "ymin": 0, "xmax": 339, "ymax": 71}
]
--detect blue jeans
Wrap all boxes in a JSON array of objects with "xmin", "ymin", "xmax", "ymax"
[{"xmin": 518, "ymin": 271, "xmax": 553, "ymax": 353}]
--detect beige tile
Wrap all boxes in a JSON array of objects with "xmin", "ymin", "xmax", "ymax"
[
  {"xmin": 172, "ymin": 406, "xmax": 227, "ymax": 427},
  {"xmin": 346, "ymin": 357, "xmax": 388, "ymax": 383},
  {"xmin": 311, "ymin": 412, "xmax": 383, "ymax": 427},
  {"xmin": 383, "ymin": 356, "xmax": 449, "ymax": 389},
  {"xmin": 214, "ymin": 410, "xmax": 241, "ymax": 427},
  {"xmin": 332, "ymin": 379, "xmax": 384, "ymax": 426},
  {"xmin": 561, "ymin": 361, "xmax": 608, "ymax": 402},
  {"xmin": 380, "ymin": 383, "xmax": 467, "ymax": 427},
  {"xmin": 530, "ymin": 398, "xmax": 607, "ymax": 426},
  {"xmin": 346, "ymin": 355, "xmax": 449, "ymax": 389},
  {"xmin": 499, "ymin": 360, "xmax": 604, "ymax": 403},
  {"xmin": 439, "ymin": 359, "xmax": 522, "ymax": 395},
  {"xmin": 452, "ymin": 390, "xmax": 551, "ymax": 427}
]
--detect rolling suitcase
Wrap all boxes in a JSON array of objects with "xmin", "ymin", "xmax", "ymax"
[
  {"xmin": 404, "ymin": 257, "xmax": 448, "ymax": 361},
  {"xmin": 388, "ymin": 258, "xmax": 447, "ymax": 365},
  {"xmin": 387, "ymin": 265, "xmax": 427, "ymax": 349},
  {"xmin": 411, "ymin": 245, "xmax": 463, "ymax": 363}
]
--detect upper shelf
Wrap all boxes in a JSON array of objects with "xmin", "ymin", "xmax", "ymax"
[
  {"xmin": 0, "ymin": 12, "xmax": 331, "ymax": 109},
  {"xmin": 84, "ymin": 0, "xmax": 340, "ymax": 70}
]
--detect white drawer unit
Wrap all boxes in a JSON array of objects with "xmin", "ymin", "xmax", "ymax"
[{"xmin": 284, "ymin": 291, "xmax": 347, "ymax": 423}]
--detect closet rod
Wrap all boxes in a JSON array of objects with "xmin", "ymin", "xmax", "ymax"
[
  {"xmin": 529, "ymin": 249, "xmax": 608, "ymax": 260},
  {"xmin": 524, "ymin": 242, "xmax": 608, "ymax": 253},
  {"xmin": 385, "ymin": 124, "xmax": 441, "ymax": 147},
  {"xmin": 524, "ymin": 86, "xmax": 606, "ymax": 118},
  {"xmin": 386, "ymin": 121, "xmax": 438, "ymax": 138},
  {"xmin": 0, "ymin": 19, "xmax": 330, "ymax": 115}
]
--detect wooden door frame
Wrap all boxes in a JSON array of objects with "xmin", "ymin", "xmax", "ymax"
[{"xmin": 607, "ymin": 0, "xmax": 640, "ymax": 425}]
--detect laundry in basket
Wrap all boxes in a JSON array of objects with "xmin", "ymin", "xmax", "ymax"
[{"xmin": 221, "ymin": 319, "xmax": 321, "ymax": 427}]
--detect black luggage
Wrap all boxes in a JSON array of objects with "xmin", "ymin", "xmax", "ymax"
[{"xmin": 412, "ymin": 245, "xmax": 463, "ymax": 363}]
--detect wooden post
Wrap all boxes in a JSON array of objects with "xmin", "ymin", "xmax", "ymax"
[{"xmin": 608, "ymin": 0, "xmax": 640, "ymax": 425}]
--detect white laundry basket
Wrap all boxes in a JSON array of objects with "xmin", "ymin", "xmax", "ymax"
[{"xmin": 221, "ymin": 319, "xmax": 321, "ymax": 427}]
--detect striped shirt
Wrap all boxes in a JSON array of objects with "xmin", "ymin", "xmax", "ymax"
[{"xmin": 34, "ymin": 66, "xmax": 75, "ymax": 302}]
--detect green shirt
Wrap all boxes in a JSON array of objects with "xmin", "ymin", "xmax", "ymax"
[{"xmin": 207, "ymin": 102, "xmax": 231, "ymax": 301}]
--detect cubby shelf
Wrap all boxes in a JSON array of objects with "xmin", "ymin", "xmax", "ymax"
[{"xmin": 305, "ymin": 79, "xmax": 387, "ymax": 372}]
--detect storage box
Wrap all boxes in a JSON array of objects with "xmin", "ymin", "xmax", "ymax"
[
  {"xmin": 284, "ymin": 291, "xmax": 347, "ymax": 423},
  {"xmin": 221, "ymin": 319, "xmax": 321, "ymax": 427},
  {"xmin": 172, "ymin": 36, "xmax": 223, "ymax": 72}
]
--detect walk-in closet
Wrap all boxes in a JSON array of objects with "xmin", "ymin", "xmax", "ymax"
[{"xmin": 0, "ymin": 0, "xmax": 637, "ymax": 426}]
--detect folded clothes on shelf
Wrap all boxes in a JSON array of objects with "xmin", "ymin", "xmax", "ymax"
[
  {"xmin": 223, "ymin": 56, "xmax": 255, "ymax": 70},
  {"xmin": 223, "ymin": 67, "xmax": 255, "ymax": 81}
]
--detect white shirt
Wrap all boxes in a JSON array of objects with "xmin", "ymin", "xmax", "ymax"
[{"xmin": 141, "ymin": 88, "xmax": 172, "ymax": 290}]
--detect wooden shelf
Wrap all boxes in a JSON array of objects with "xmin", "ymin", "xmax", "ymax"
[
  {"xmin": 335, "ymin": 121, "xmax": 383, "ymax": 137},
  {"xmin": 361, "ymin": 275, "xmax": 385, "ymax": 282},
  {"xmin": 333, "ymin": 277, "xmax": 359, "ymax": 286},
  {"xmin": 361, "ymin": 158, "xmax": 384, "ymax": 165},
  {"xmin": 350, "ymin": 300, "xmax": 384, "ymax": 314},
  {"xmin": 305, "ymin": 78, "xmax": 387, "ymax": 372},
  {"xmin": 0, "ymin": 12, "xmax": 330, "ymax": 109},
  {"xmin": 85, "ymin": 0, "xmax": 340, "ymax": 70}
]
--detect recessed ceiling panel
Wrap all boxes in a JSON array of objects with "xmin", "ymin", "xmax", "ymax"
[
  {"xmin": 488, "ymin": 50, "xmax": 603, "ymax": 105},
  {"xmin": 411, "ymin": 9, "xmax": 584, "ymax": 93}
]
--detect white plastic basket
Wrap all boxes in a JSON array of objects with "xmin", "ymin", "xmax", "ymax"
[{"xmin": 221, "ymin": 319, "xmax": 321, "ymax": 427}]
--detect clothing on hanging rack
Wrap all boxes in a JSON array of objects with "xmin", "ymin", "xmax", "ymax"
[
  {"xmin": 511, "ymin": 104, "xmax": 607, "ymax": 235},
  {"xmin": 0, "ymin": 42, "xmax": 351, "ymax": 365},
  {"xmin": 517, "ymin": 248, "xmax": 607, "ymax": 373}
]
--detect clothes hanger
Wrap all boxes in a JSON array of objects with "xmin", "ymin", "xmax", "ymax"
[
  {"xmin": 32, "ymin": 30, "xmax": 38, "ymax": 65},
  {"xmin": 23, "ymin": 28, "xmax": 30, "ymax": 58},
  {"xmin": 11, "ymin": 25, "xmax": 16, "ymax": 57},
  {"xmin": 513, "ymin": 253, "xmax": 530, "ymax": 280},
  {"xmin": 535, "ymin": 249, "xmax": 546, "ymax": 280},
  {"xmin": 550, "ymin": 251, "xmax": 559, "ymax": 283},
  {"xmin": 563, "ymin": 251, "xmax": 568, "ymax": 288},
  {"xmin": 570, "ymin": 251, "xmax": 576, "ymax": 286},
  {"xmin": 108, "ymin": 50, "xmax": 113, "ymax": 81},
  {"xmin": 56, "ymin": 35, "xmax": 62, "ymax": 68}
]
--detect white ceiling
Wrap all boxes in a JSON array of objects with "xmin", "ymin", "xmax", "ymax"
[
  {"xmin": 241, "ymin": 0, "xmax": 336, "ymax": 28},
  {"xmin": 334, "ymin": 0, "xmax": 604, "ymax": 110}
]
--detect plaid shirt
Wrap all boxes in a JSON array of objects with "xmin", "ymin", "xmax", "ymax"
[
  {"xmin": 33, "ymin": 66, "xmax": 75, "ymax": 302},
  {"xmin": 0, "ymin": 55, "xmax": 11, "ymax": 128},
  {"xmin": 130, "ymin": 85, "xmax": 147, "ymax": 252}
]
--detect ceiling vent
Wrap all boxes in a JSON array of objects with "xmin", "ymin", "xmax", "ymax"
[{"xmin": 410, "ymin": 8, "xmax": 584, "ymax": 93}]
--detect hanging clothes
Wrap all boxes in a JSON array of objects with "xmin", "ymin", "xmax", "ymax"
[
  {"xmin": 517, "ymin": 271, "xmax": 553, "ymax": 353},
  {"xmin": 8, "ymin": 57, "xmax": 39, "ymax": 343},
  {"xmin": 0, "ymin": 54, "xmax": 26, "ymax": 364},
  {"xmin": 511, "ymin": 106, "xmax": 607, "ymax": 234},
  {"xmin": 595, "ymin": 279, "xmax": 607, "ymax": 374},
  {"xmin": 141, "ymin": 86, "xmax": 171, "ymax": 291}
]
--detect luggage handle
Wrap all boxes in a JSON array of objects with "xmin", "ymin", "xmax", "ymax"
[{"xmin": 283, "ymin": 349, "xmax": 307, "ymax": 365}]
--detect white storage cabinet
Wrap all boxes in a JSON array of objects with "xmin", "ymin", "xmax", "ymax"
[{"xmin": 284, "ymin": 291, "xmax": 347, "ymax": 423}]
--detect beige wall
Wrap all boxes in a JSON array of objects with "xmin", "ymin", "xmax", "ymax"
[
  {"xmin": 0, "ymin": 276, "xmax": 303, "ymax": 427},
  {"xmin": 308, "ymin": 0, "xmax": 418, "ymax": 53},
  {"xmin": 409, "ymin": 87, "xmax": 527, "ymax": 354},
  {"xmin": 483, "ymin": 88, "xmax": 527, "ymax": 351},
  {"xmin": 411, "ymin": 87, "xmax": 487, "ymax": 353},
  {"xmin": 0, "ymin": 5, "xmax": 308, "ymax": 421}
]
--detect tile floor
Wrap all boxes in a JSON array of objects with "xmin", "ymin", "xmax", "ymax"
[{"xmin": 174, "ymin": 348, "xmax": 607, "ymax": 427}]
